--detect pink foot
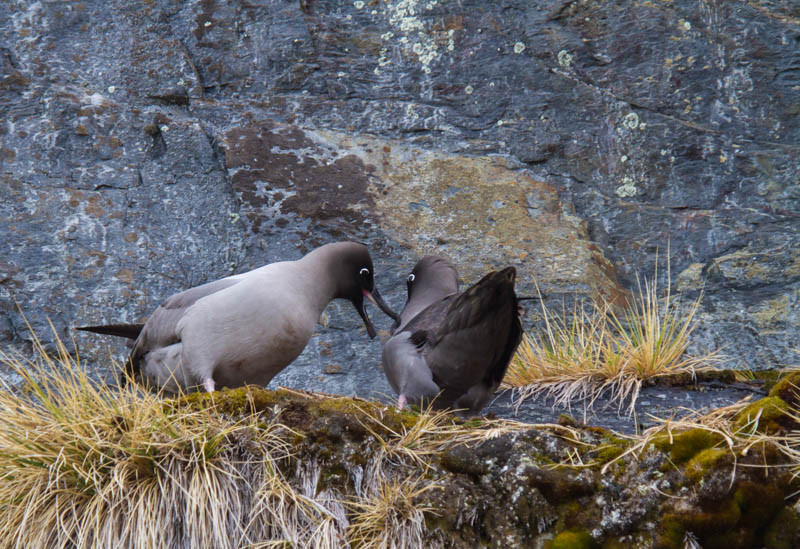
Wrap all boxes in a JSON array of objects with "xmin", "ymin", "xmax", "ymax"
[
  {"xmin": 203, "ymin": 378, "xmax": 215, "ymax": 393},
  {"xmin": 397, "ymin": 394, "xmax": 407, "ymax": 410}
]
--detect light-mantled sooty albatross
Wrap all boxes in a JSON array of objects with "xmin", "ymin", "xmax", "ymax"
[
  {"xmin": 78, "ymin": 242, "xmax": 399, "ymax": 393},
  {"xmin": 381, "ymin": 256, "xmax": 524, "ymax": 416}
]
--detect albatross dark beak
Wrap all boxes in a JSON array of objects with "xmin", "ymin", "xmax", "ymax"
[{"xmin": 356, "ymin": 287, "xmax": 400, "ymax": 339}]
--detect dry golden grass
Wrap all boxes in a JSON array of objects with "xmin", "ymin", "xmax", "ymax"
[
  {"xmin": 0, "ymin": 323, "xmax": 557, "ymax": 548},
  {"xmin": 345, "ymin": 460, "xmax": 435, "ymax": 549},
  {"xmin": 505, "ymin": 271, "xmax": 721, "ymax": 413},
  {"xmin": 0, "ymin": 325, "xmax": 333, "ymax": 548},
  {"xmin": 10, "ymin": 318, "xmax": 762, "ymax": 548}
]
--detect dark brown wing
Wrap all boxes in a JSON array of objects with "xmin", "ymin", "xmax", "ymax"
[
  {"xmin": 423, "ymin": 267, "xmax": 522, "ymax": 393},
  {"xmin": 401, "ymin": 294, "xmax": 458, "ymax": 338}
]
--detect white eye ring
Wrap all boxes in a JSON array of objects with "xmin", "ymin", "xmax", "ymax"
[
  {"xmin": 360, "ymin": 268, "xmax": 370, "ymax": 276},
  {"xmin": 407, "ymin": 273, "xmax": 415, "ymax": 282}
]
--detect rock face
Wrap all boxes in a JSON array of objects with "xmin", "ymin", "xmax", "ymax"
[{"xmin": 1, "ymin": 1, "xmax": 798, "ymax": 394}]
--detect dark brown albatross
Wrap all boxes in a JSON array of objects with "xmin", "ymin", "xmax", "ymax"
[{"xmin": 381, "ymin": 256, "xmax": 524, "ymax": 416}]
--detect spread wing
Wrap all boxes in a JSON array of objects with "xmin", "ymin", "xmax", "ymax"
[{"xmin": 415, "ymin": 267, "xmax": 522, "ymax": 395}]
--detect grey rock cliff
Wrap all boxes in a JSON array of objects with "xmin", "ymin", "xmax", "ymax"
[{"xmin": 1, "ymin": 1, "xmax": 797, "ymax": 396}]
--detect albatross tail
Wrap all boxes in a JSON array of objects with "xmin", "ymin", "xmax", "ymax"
[{"xmin": 75, "ymin": 323, "xmax": 145, "ymax": 340}]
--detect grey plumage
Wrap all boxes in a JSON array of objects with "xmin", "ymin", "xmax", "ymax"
[
  {"xmin": 381, "ymin": 256, "xmax": 523, "ymax": 416},
  {"xmin": 78, "ymin": 242, "xmax": 398, "ymax": 393}
]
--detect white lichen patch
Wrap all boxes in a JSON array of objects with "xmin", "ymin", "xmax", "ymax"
[
  {"xmin": 514, "ymin": 42, "xmax": 525, "ymax": 54},
  {"xmin": 615, "ymin": 177, "xmax": 638, "ymax": 198},
  {"xmin": 374, "ymin": 0, "xmax": 450, "ymax": 75},
  {"xmin": 557, "ymin": 49, "xmax": 573, "ymax": 68},
  {"xmin": 623, "ymin": 112, "xmax": 639, "ymax": 130},
  {"xmin": 465, "ymin": 85, "xmax": 474, "ymax": 95},
  {"xmin": 389, "ymin": 0, "xmax": 426, "ymax": 33},
  {"xmin": 353, "ymin": 0, "xmax": 365, "ymax": 8}
]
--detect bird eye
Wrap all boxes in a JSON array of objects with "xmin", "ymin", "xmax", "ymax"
[
  {"xmin": 359, "ymin": 267, "xmax": 370, "ymax": 276},
  {"xmin": 407, "ymin": 273, "xmax": 415, "ymax": 283}
]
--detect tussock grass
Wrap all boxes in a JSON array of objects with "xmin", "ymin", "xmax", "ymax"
[
  {"xmin": 0, "ymin": 326, "xmax": 330, "ymax": 548},
  {"xmin": 4, "ymin": 323, "xmax": 793, "ymax": 547},
  {"xmin": 505, "ymin": 270, "xmax": 720, "ymax": 413},
  {"xmin": 0, "ymin": 323, "xmax": 553, "ymax": 548},
  {"xmin": 345, "ymin": 459, "xmax": 434, "ymax": 549}
]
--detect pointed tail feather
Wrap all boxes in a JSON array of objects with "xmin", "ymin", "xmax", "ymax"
[{"xmin": 76, "ymin": 323, "xmax": 144, "ymax": 340}]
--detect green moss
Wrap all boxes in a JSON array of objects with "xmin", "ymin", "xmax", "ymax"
[
  {"xmin": 763, "ymin": 506, "xmax": 800, "ymax": 549},
  {"xmin": 175, "ymin": 385, "xmax": 282, "ymax": 415},
  {"xmin": 558, "ymin": 413, "xmax": 579, "ymax": 427},
  {"xmin": 317, "ymin": 463, "xmax": 348, "ymax": 492},
  {"xmin": 734, "ymin": 396, "xmax": 791, "ymax": 433},
  {"xmin": 703, "ymin": 527, "xmax": 755, "ymax": 549},
  {"xmin": 684, "ymin": 447, "xmax": 730, "ymax": 483},
  {"xmin": 143, "ymin": 122, "xmax": 160, "ymax": 136},
  {"xmin": 670, "ymin": 497, "xmax": 741, "ymax": 537},
  {"xmin": 652, "ymin": 428, "xmax": 725, "ymax": 464},
  {"xmin": 315, "ymin": 396, "xmax": 418, "ymax": 431},
  {"xmin": 658, "ymin": 486, "xmax": 786, "ymax": 548},
  {"xmin": 555, "ymin": 499, "xmax": 604, "ymax": 535},
  {"xmin": 595, "ymin": 444, "xmax": 625, "ymax": 464},
  {"xmin": 595, "ymin": 433, "xmax": 629, "ymax": 464},
  {"xmin": 655, "ymin": 369, "xmax": 736, "ymax": 387},
  {"xmin": 768, "ymin": 371, "xmax": 800, "ymax": 406},
  {"xmin": 657, "ymin": 487, "xmax": 794, "ymax": 549},
  {"xmin": 441, "ymin": 445, "xmax": 489, "ymax": 476},
  {"xmin": 733, "ymin": 481, "xmax": 783, "ymax": 531},
  {"xmin": 751, "ymin": 369, "xmax": 784, "ymax": 393},
  {"xmin": 655, "ymin": 516, "xmax": 684, "ymax": 549},
  {"xmin": 549, "ymin": 529, "xmax": 597, "ymax": 549}
]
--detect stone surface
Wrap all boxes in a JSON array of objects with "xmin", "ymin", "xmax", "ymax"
[{"xmin": 1, "ymin": 1, "xmax": 798, "ymax": 404}]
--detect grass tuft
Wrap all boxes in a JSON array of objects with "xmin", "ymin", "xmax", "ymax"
[
  {"xmin": 0, "ymin": 325, "xmax": 310, "ymax": 548},
  {"xmin": 0, "ymin": 323, "xmax": 547, "ymax": 548},
  {"xmin": 505, "ymin": 269, "xmax": 721, "ymax": 414},
  {"xmin": 345, "ymin": 460, "xmax": 435, "ymax": 549}
]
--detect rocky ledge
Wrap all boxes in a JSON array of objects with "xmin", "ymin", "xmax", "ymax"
[{"xmin": 164, "ymin": 372, "xmax": 800, "ymax": 549}]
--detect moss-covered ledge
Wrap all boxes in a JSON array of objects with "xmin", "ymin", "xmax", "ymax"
[{"xmin": 174, "ymin": 385, "xmax": 800, "ymax": 549}]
